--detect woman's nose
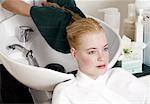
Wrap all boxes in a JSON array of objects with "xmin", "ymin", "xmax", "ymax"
[{"xmin": 97, "ymin": 52, "xmax": 104, "ymax": 61}]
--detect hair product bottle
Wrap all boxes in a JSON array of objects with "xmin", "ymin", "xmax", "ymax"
[
  {"xmin": 135, "ymin": 9, "xmax": 143, "ymax": 43},
  {"xmin": 98, "ymin": 8, "xmax": 120, "ymax": 34},
  {"xmin": 143, "ymin": 14, "xmax": 150, "ymax": 67},
  {"xmin": 123, "ymin": 3, "xmax": 136, "ymax": 41},
  {"xmin": 135, "ymin": 9, "xmax": 144, "ymax": 62}
]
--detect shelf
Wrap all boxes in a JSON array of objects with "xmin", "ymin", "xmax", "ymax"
[{"xmin": 114, "ymin": 61, "xmax": 150, "ymax": 78}]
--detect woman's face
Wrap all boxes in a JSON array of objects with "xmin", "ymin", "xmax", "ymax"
[{"xmin": 71, "ymin": 31, "xmax": 109, "ymax": 79}]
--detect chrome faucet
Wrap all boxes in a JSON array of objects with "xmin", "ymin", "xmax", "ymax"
[
  {"xmin": 18, "ymin": 26, "xmax": 34, "ymax": 42},
  {"xmin": 7, "ymin": 44, "xmax": 39, "ymax": 67},
  {"xmin": 7, "ymin": 44, "xmax": 30, "ymax": 53}
]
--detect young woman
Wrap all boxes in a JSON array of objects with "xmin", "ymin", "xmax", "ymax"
[{"xmin": 52, "ymin": 18, "xmax": 149, "ymax": 104}]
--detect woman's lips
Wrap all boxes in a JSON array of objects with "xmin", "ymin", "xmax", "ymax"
[{"xmin": 96, "ymin": 64, "xmax": 106, "ymax": 69}]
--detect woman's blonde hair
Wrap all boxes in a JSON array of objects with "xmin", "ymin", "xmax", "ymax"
[
  {"xmin": 46, "ymin": 3, "xmax": 105, "ymax": 50},
  {"xmin": 67, "ymin": 18, "xmax": 104, "ymax": 49}
]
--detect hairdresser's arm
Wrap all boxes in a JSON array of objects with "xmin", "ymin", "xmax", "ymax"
[{"xmin": 1, "ymin": 0, "xmax": 31, "ymax": 16}]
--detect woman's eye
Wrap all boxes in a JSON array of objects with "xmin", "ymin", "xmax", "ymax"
[
  {"xmin": 104, "ymin": 47, "xmax": 109, "ymax": 51},
  {"xmin": 88, "ymin": 51, "xmax": 96, "ymax": 54}
]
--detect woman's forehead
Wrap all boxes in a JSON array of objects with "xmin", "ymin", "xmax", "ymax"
[
  {"xmin": 78, "ymin": 32, "xmax": 108, "ymax": 49},
  {"xmin": 80, "ymin": 32, "xmax": 107, "ymax": 42}
]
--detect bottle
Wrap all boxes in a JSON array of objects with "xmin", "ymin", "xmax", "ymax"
[
  {"xmin": 135, "ymin": 9, "xmax": 144, "ymax": 63},
  {"xmin": 143, "ymin": 12, "xmax": 150, "ymax": 67},
  {"xmin": 123, "ymin": 3, "xmax": 136, "ymax": 41},
  {"xmin": 98, "ymin": 8, "xmax": 120, "ymax": 34},
  {"xmin": 135, "ymin": 9, "xmax": 143, "ymax": 43}
]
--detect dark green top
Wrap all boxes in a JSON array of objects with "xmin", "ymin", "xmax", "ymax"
[{"xmin": 30, "ymin": 0, "xmax": 85, "ymax": 53}]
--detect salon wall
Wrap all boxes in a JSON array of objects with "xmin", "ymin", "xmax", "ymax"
[{"xmin": 75, "ymin": 0, "xmax": 135, "ymax": 36}]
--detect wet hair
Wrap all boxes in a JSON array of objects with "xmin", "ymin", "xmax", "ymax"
[{"xmin": 66, "ymin": 18, "xmax": 104, "ymax": 49}]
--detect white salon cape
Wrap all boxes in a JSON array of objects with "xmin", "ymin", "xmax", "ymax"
[{"xmin": 52, "ymin": 68, "xmax": 149, "ymax": 104}]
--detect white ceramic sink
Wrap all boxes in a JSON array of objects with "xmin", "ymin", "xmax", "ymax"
[{"xmin": 0, "ymin": 14, "xmax": 75, "ymax": 91}]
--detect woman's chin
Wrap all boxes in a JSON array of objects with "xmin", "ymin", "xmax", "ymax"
[{"xmin": 98, "ymin": 67, "xmax": 108, "ymax": 75}]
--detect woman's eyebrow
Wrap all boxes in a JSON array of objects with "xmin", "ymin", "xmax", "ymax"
[
  {"xmin": 86, "ymin": 44, "xmax": 108, "ymax": 51},
  {"xmin": 86, "ymin": 48, "xmax": 97, "ymax": 51},
  {"xmin": 104, "ymin": 44, "xmax": 108, "ymax": 47}
]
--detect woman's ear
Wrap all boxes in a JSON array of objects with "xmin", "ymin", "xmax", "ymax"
[{"xmin": 70, "ymin": 48, "xmax": 76, "ymax": 58}]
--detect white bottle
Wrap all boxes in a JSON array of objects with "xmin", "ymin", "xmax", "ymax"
[
  {"xmin": 135, "ymin": 9, "xmax": 144, "ymax": 62},
  {"xmin": 135, "ymin": 9, "xmax": 144, "ymax": 43},
  {"xmin": 98, "ymin": 8, "xmax": 120, "ymax": 34},
  {"xmin": 123, "ymin": 3, "xmax": 136, "ymax": 41},
  {"xmin": 143, "ymin": 17, "xmax": 150, "ymax": 66}
]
